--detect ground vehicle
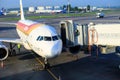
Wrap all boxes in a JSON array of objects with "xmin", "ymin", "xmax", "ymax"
[{"xmin": 96, "ymin": 12, "xmax": 104, "ymax": 18}]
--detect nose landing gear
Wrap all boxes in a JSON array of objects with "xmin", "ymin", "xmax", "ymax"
[{"xmin": 43, "ymin": 58, "xmax": 50, "ymax": 69}]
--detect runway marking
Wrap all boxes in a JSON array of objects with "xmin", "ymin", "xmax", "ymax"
[{"xmin": 32, "ymin": 54, "xmax": 60, "ymax": 80}]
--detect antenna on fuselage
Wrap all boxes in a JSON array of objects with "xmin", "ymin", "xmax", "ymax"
[{"xmin": 20, "ymin": 0, "xmax": 25, "ymax": 20}]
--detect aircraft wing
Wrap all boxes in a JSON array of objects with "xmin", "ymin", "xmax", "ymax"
[{"xmin": 0, "ymin": 38, "xmax": 23, "ymax": 44}]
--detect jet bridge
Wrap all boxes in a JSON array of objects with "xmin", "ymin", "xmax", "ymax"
[
  {"xmin": 60, "ymin": 20, "xmax": 89, "ymax": 53},
  {"xmin": 60, "ymin": 20, "xmax": 120, "ymax": 54}
]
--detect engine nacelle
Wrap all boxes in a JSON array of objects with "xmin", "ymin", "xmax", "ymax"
[{"xmin": 0, "ymin": 43, "xmax": 9, "ymax": 61}]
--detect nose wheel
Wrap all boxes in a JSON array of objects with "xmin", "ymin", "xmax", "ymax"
[{"xmin": 43, "ymin": 58, "xmax": 50, "ymax": 69}]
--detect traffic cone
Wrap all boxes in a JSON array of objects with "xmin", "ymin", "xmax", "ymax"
[{"xmin": 1, "ymin": 61, "xmax": 4, "ymax": 68}]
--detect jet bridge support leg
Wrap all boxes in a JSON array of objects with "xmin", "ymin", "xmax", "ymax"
[{"xmin": 90, "ymin": 45, "xmax": 101, "ymax": 56}]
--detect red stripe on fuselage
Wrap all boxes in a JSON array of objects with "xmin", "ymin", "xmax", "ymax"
[{"xmin": 17, "ymin": 22, "xmax": 44, "ymax": 35}]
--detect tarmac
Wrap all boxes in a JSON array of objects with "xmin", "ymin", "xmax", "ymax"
[{"xmin": 0, "ymin": 13, "xmax": 120, "ymax": 80}]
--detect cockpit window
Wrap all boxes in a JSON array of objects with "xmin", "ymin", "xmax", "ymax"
[
  {"xmin": 44, "ymin": 37, "xmax": 52, "ymax": 41},
  {"xmin": 52, "ymin": 36, "xmax": 58, "ymax": 41},
  {"xmin": 37, "ymin": 35, "xmax": 59, "ymax": 41}
]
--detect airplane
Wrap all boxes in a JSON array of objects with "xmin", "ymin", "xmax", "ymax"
[
  {"xmin": 0, "ymin": 0, "xmax": 62, "ymax": 68},
  {"xmin": 0, "ymin": 8, "xmax": 7, "ymax": 16}
]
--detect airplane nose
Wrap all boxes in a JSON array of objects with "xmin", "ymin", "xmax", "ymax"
[
  {"xmin": 44, "ymin": 40, "xmax": 62, "ymax": 58},
  {"xmin": 51, "ymin": 41, "xmax": 62, "ymax": 57}
]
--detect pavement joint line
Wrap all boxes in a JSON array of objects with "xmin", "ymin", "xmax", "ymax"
[
  {"xmin": 32, "ymin": 54, "xmax": 59, "ymax": 80},
  {"xmin": 31, "ymin": 54, "xmax": 44, "ymax": 67},
  {"xmin": 35, "ymin": 57, "xmax": 44, "ymax": 67}
]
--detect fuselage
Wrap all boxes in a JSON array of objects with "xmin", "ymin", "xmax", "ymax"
[{"xmin": 16, "ymin": 20, "xmax": 62, "ymax": 58}]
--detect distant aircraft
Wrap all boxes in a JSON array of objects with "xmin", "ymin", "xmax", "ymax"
[
  {"xmin": 0, "ymin": 0, "xmax": 62, "ymax": 68},
  {"xmin": 51, "ymin": 10, "xmax": 63, "ymax": 14},
  {"xmin": 0, "ymin": 8, "xmax": 7, "ymax": 16}
]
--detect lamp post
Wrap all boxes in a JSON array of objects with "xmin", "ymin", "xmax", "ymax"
[{"xmin": 67, "ymin": 0, "xmax": 70, "ymax": 13}]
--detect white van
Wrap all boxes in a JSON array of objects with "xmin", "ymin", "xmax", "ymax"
[{"xmin": 96, "ymin": 12, "xmax": 104, "ymax": 18}]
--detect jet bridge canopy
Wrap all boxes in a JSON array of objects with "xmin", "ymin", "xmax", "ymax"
[{"xmin": 60, "ymin": 20, "xmax": 75, "ymax": 47}]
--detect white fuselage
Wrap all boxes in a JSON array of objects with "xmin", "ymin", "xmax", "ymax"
[{"xmin": 16, "ymin": 20, "xmax": 62, "ymax": 58}]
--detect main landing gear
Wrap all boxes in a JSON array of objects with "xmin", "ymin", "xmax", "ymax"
[
  {"xmin": 9, "ymin": 43, "xmax": 21, "ymax": 56},
  {"xmin": 9, "ymin": 43, "xmax": 17, "ymax": 56}
]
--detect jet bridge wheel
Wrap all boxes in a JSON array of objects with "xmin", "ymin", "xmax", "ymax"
[
  {"xmin": 115, "ymin": 46, "xmax": 120, "ymax": 53},
  {"xmin": 68, "ymin": 45, "xmax": 81, "ymax": 54}
]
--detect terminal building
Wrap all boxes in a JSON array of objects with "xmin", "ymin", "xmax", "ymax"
[{"xmin": 29, "ymin": 6, "xmax": 63, "ymax": 13}]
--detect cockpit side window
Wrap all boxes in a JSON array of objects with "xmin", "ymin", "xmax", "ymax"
[
  {"xmin": 37, "ymin": 36, "xmax": 40, "ymax": 41},
  {"xmin": 37, "ymin": 36, "xmax": 43, "ymax": 41},
  {"xmin": 52, "ymin": 36, "xmax": 58, "ymax": 41},
  {"xmin": 39, "ymin": 36, "xmax": 43, "ymax": 41}
]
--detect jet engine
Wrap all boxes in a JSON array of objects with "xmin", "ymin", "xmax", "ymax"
[{"xmin": 0, "ymin": 42, "xmax": 9, "ymax": 61}]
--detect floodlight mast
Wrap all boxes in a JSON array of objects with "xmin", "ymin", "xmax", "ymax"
[{"xmin": 67, "ymin": 0, "xmax": 70, "ymax": 13}]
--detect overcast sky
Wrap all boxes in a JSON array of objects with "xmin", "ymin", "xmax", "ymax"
[{"xmin": 0, "ymin": 0, "xmax": 120, "ymax": 8}]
